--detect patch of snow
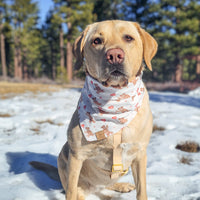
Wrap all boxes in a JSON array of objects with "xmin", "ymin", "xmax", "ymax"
[
  {"xmin": 0, "ymin": 89, "xmax": 200, "ymax": 200},
  {"xmin": 189, "ymin": 87, "xmax": 200, "ymax": 97}
]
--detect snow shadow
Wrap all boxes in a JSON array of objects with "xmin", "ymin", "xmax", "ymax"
[
  {"xmin": 6, "ymin": 151, "xmax": 62, "ymax": 191},
  {"xmin": 149, "ymin": 92, "xmax": 200, "ymax": 108}
]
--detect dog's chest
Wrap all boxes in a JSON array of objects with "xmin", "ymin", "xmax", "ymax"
[
  {"xmin": 120, "ymin": 142, "xmax": 141, "ymax": 168},
  {"xmin": 90, "ymin": 137, "xmax": 141, "ymax": 170}
]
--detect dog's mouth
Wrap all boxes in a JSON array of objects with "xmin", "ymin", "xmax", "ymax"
[
  {"xmin": 110, "ymin": 70, "xmax": 124, "ymax": 77},
  {"xmin": 102, "ymin": 69, "xmax": 128, "ymax": 88},
  {"xmin": 108, "ymin": 65, "xmax": 127, "ymax": 78}
]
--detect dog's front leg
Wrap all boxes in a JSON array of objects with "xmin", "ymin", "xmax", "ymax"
[
  {"xmin": 131, "ymin": 150, "xmax": 147, "ymax": 200},
  {"xmin": 65, "ymin": 152, "xmax": 83, "ymax": 200}
]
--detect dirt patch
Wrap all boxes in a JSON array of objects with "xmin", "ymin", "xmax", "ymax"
[
  {"xmin": 31, "ymin": 120, "xmax": 64, "ymax": 135},
  {"xmin": 153, "ymin": 124, "xmax": 165, "ymax": 132},
  {"xmin": 35, "ymin": 119, "xmax": 64, "ymax": 126},
  {"xmin": 0, "ymin": 113, "xmax": 12, "ymax": 118},
  {"xmin": 30, "ymin": 127, "xmax": 41, "ymax": 135},
  {"xmin": 176, "ymin": 141, "xmax": 200, "ymax": 153},
  {"xmin": 179, "ymin": 156, "xmax": 193, "ymax": 165}
]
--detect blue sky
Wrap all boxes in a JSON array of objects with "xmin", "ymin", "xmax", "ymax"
[{"xmin": 33, "ymin": 0, "xmax": 54, "ymax": 25}]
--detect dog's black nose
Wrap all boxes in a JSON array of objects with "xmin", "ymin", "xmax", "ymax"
[{"xmin": 106, "ymin": 48, "xmax": 124, "ymax": 65}]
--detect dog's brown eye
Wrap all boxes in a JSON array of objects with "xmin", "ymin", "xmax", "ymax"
[
  {"xmin": 93, "ymin": 38, "xmax": 102, "ymax": 45},
  {"xmin": 124, "ymin": 35, "xmax": 134, "ymax": 42}
]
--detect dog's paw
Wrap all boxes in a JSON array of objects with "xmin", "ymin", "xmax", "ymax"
[
  {"xmin": 77, "ymin": 187, "xmax": 85, "ymax": 200},
  {"xmin": 106, "ymin": 182, "xmax": 135, "ymax": 193},
  {"xmin": 78, "ymin": 196, "xmax": 85, "ymax": 200}
]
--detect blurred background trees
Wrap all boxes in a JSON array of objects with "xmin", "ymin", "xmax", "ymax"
[{"xmin": 0, "ymin": 0, "xmax": 199, "ymax": 83}]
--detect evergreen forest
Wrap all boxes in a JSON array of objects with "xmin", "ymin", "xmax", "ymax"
[{"xmin": 0, "ymin": 0, "xmax": 200, "ymax": 83}]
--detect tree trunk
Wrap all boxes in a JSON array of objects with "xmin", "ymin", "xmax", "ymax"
[
  {"xmin": 14, "ymin": 35, "xmax": 22, "ymax": 79},
  {"xmin": 60, "ymin": 27, "xmax": 64, "ymax": 71},
  {"xmin": 52, "ymin": 63, "xmax": 56, "ymax": 80},
  {"xmin": 23, "ymin": 49, "xmax": 28, "ymax": 81},
  {"xmin": 175, "ymin": 63, "xmax": 182, "ymax": 83},
  {"xmin": 17, "ymin": 45, "xmax": 22, "ymax": 79},
  {"xmin": 66, "ymin": 41, "xmax": 73, "ymax": 82},
  {"xmin": 175, "ymin": 55, "xmax": 182, "ymax": 83},
  {"xmin": 66, "ymin": 22, "xmax": 73, "ymax": 82},
  {"xmin": 0, "ymin": 31, "xmax": 7, "ymax": 78},
  {"xmin": 50, "ymin": 42, "xmax": 56, "ymax": 80},
  {"xmin": 196, "ymin": 55, "xmax": 200, "ymax": 74},
  {"xmin": 23, "ymin": 61, "xmax": 28, "ymax": 80},
  {"xmin": 14, "ymin": 45, "xmax": 18, "ymax": 78}
]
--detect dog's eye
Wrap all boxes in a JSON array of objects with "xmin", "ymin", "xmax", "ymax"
[
  {"xmin": 93, "ymin": 38, "xmax": 102, "ymax": 45},
  {"xmin": 124, "ymin": 35, "xmax": 134, "ymax": 42}
]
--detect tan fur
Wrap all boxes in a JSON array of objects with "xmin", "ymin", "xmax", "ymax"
[{"xmin": 58, "ymin": 20, "xmax": 157, "ymax": 200}]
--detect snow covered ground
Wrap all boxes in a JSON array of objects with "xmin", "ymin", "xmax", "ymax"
[{"xmin": 0, "ymin": 87, "xmax": 200, "ymax": 200}]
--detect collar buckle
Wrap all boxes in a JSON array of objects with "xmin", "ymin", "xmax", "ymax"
[{"xmin": 112, "ymin": 164, "xmax": 128, "ymax": 174}]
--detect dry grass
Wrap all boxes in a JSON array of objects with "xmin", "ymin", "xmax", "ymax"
[
  {"xmin": 0, "ymin": 82, "xmax": 62, "ymax": 99},
  {"xmin": 153, "ymin": 124, "xmax": 165, "ymax": 132},
  {"xmin": 176, "ymin": 141, "xmax": 200, "ymax": 153},
  {"xmin": 0, "ymin": 113, "xmax": 12, "ymax": 117},
  {"xmin": 179, "ymin": 156, "xmax": 193, "ymax": 165},
  {"xmin": 35, "ymin": 119, "xmax": 64, "ymax": 126},
  {"xmin": 30, "ymin": 127, "xmax": 41, "ymax": 135},
  {"xmin": 31, "ymin": 120, "xmax": 64, "ymax": 135}
]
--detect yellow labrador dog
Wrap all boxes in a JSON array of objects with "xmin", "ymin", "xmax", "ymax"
[{"xmin": 58, "ymin": 20, "xmax": 157, "ymax": 200}]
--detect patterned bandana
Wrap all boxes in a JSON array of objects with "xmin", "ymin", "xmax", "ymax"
[{"xmin": 78, "ymin": 75, "xmax": 145, "ymax": 141}]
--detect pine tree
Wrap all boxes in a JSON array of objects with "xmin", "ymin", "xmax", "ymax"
[
  {"xmin": 53, "ymin": 0, "xmax": 95, "ymax": 82},
  {"xmin": 11, "ymin": 0, "xmax": 39, "ymax": 80},
  {"xmin": 0, "ymin": 0, "xmax": 8, "ymax": 78},
  {"xmin": 21, "ymin": 26, "xmax": 45, "ymax": 79},
  {"xmin": 51, "ymin": 2, "xmax": 65, "ymax": 78},
  {"xmin": 42, "ymin": 10, "xmax": 60, "ymax": 79},
  {"xmin": 149, "ymin": 0, "xmax": 200, "ymax": 82},
  {"xmin": 93, "ymin": 0, "xmax": 123, "ymax": 21}
]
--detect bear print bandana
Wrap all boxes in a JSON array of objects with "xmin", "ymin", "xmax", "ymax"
[{"xmin": 78, "ymin": 75, "xmax": 145, "ymax": 141}]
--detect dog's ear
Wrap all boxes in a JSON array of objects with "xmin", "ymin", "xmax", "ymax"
[
  {"xmin": 73, "ymin": 25, "xmax": 91, "ymax": 70},
  {"xmin": 134, "ymin": 23, "xmax": 158, "ymax": 71}
]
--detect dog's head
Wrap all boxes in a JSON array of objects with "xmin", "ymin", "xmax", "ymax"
[{"xmin": 73, "ymin": 20, "xmax": 157, "ymax": 87}]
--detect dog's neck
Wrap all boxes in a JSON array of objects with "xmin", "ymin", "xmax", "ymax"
[{"xmin": 78, "ymin": 75, "xmax": 145, "ymax": 141}]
